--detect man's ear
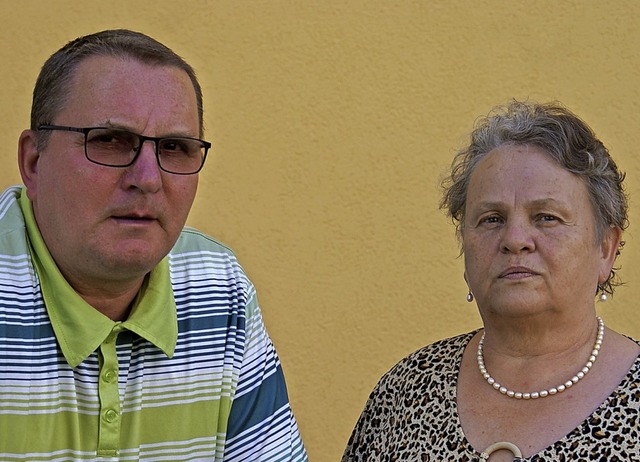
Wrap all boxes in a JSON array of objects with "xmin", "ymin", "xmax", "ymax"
[{"xmin": 18, "ymin": 129, "xmax": 40, "ymax": 201}]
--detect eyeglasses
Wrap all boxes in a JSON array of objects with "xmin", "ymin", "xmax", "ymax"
[{"xmin": 37, "ymin": 125, "xmax": 211, "ymax": 175}]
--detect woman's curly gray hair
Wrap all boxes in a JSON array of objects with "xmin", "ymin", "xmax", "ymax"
[{"xmin": 440, "ymin": 100, "xmax": 628, "ymax": 296}]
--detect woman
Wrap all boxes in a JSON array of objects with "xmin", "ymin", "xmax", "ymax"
[{"xmin": 342, "ymin": 101, "xmax": 640, "ymax": 461}]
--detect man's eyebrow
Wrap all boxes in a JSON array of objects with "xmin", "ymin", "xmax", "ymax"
[{"xmin": 93, "ymin": 122, "xmax": 198, "ymax": 138}]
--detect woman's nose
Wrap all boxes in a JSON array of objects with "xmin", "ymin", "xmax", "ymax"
[{"xmin": 500, "ymin": 219, "xmax": 535, "ymax": 253}]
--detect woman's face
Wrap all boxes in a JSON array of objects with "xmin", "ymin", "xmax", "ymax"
[{"xmin": 462, "ymin": 144, "xmax": 619, "ymax": 319}]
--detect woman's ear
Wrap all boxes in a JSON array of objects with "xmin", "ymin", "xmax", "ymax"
[
  {"xmin": 18, "ymin": 129, "xmax": 40, "ymax": 201},
  {"xmin": 598, "ymin": 225, "xmax": 623, "ymax": 284}
]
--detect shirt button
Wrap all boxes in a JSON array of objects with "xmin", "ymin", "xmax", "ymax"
[
  {"xmin": 103, "ymin": 370, "xmax": 117, "ymax": 382},
  {"xmin": 104, "ymin": 409, "xmax": 118, "ymax": 423}
]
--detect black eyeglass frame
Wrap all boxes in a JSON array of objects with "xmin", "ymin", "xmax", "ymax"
[{"xmin": 37, "ymin": 124, "xmax": 211, "ymax": 175}]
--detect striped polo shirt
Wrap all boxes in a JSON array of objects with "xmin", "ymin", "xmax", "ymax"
[{"xmin": 0, "ymin": 186, "xmax": 307, "ymax": 461}]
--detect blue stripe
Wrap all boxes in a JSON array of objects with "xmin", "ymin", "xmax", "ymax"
[{"xmin": 226, "ymin": 363, "xmax": 291, "ymax": 439}]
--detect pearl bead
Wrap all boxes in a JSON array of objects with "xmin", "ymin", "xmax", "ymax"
[{"xmin": 477, "ymin": 317, "xmax": 604, "ymax": 400}]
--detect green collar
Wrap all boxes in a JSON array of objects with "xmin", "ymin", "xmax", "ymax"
[{"xmin": 20, "ymin": 188, "xmax": 177, "ymax": 368}]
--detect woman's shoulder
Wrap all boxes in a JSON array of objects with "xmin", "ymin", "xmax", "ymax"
[
  {"xmin": 374, "ymin": 330, "xmax": 479, "ymax": 391},
  {"xmin": 626, "ymin": 336, "xmax": 640, "ymax": 379},
  {"xmin": 405, "ymin": 330, "xmax": 477, "ymax": 362}
]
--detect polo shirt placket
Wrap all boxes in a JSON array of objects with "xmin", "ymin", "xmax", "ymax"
[{"xmin": 97, "ymin": 324, "xmax": 124, "ymax": 457}]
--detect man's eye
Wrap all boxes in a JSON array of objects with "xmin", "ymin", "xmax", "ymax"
[
  {"xmin": 89, "ymin": 133, "xmax": 113, "ymax": 143},
  {"xmin": 88, "ymin": 130, "xmax": 134, "ymax": 147},
  {"xmin": 92, "ymin": 134, "xmax": 117, "ymax": 143},
  {"xmin": 161, "ymin": 140, "xmax": 189, "ymax": 153}
]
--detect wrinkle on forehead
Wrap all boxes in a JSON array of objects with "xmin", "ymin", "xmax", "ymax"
[{"xmin": 64, "ymin": 56, "xmax": 199, "ymax": 138}]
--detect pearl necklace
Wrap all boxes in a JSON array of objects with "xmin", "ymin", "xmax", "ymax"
[{"xmin": 477, "ymin": 317, "xmax": 604, "ymax": 399}]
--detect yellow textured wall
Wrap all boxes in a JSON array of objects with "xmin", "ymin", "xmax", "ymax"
[{"xmin": 2, "ymin": 1, "xmax": 640, "ymax": 461}]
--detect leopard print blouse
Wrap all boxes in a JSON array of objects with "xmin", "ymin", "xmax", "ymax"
[{"xmin": 342, "ymin": 331, "xmax": 640, "ymax": 461}]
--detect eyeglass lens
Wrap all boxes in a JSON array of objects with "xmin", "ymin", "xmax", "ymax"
[{"xmin": 86, "ymin": 128, "xmax": 206, "ymax": 174}]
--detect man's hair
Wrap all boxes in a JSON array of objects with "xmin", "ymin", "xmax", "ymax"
[
  {"xmin": 31, "ymin": 29, "xmax": 204, "ymax": 145},
  {"xmin": 440, "ymin": 100, "xmax": 628, "ymax": 295}
]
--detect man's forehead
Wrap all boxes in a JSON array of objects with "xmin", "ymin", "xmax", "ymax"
[{"xmin": 57, "ymin": 57, "xmax": 200, "ymax": 134}]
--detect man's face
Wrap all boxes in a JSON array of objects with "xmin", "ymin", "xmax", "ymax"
[{"xmin": 24, "ymin": 55, "xmax": 200, "ymax": 291}]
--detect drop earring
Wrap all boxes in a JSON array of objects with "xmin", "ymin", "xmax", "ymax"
[
  {"xmin": 597, "ymin": 284, "xmax": 608, "ymax": 302},
  {"xmin": 463, "ymin": 272, "xmax": 473, "ymax": 302}
]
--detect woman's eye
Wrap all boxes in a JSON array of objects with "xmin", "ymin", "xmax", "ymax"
[{"xmin": 481, "ymin": 215, "xmax": 502, "ymax": 225}]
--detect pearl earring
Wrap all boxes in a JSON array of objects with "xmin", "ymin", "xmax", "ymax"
[
  {"xmin": 466, "ymin": 291, "xmax": 474, "ymax": 302},
  {"xmin": 597, "ymin": 284, "xmax": 608, "ymax": 302}
]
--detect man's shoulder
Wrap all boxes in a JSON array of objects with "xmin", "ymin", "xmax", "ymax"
[
  {"xmin": 169, "ymin": 227, "xmax": 248, "ymax": 278},
  {"xmin": 0, "ymin": 186, "xmax": 30, "ymax": 255},
  {"xmin": 0, "ymin": 186, "xmax": 26, "ymax": 229},
  {"xmin": 168, "ymin": 227, "xmax": 255, "ymax": 303},
  {"xmin": 172, "ymin": 226, "xmax": 236, "ymax": 256}
]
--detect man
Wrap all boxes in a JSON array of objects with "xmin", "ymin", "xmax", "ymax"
[{"xmin": 0, "ymin": 29, "xmax": 307, "ymax": 461}]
